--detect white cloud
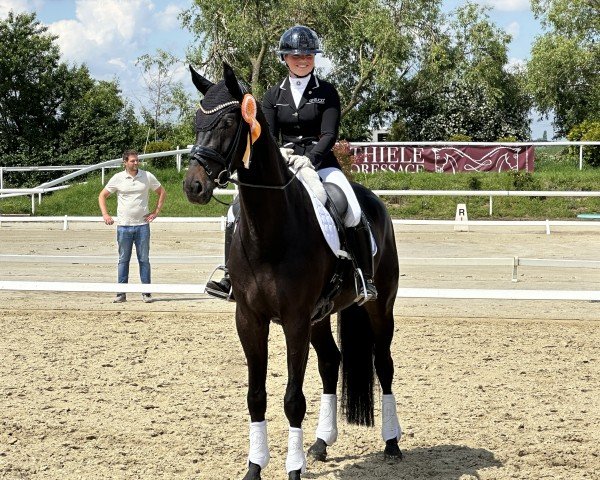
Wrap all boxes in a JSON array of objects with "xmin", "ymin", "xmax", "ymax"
[
  {"xmin": 505, "ymin": 21, "xmax": 520, "ymax": 40},
  {"xmin": 0, "ymin": 0, "xmax": 43, "ymax": 17},
  {"xmin": 155, "ymin": 2, "xmax": 182, "ymax": 31},
  {"xmin": 46, "ymin": 0, "xmax": 157, "ymax": 75},
  {"xmin": 484, "ymin": 0, "xmax": 530, "ymax": 12}
]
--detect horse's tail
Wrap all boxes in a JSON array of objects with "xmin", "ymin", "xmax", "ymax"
[{"xmin": 339, "ymin": 303, "xmax": 374, "ymax": 427}]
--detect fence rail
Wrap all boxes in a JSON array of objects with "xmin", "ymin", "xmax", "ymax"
[
  {"xmin": 1, "ymin": 280, "xmax": 599, "ymax": 301},
  {"xmin": 2, "ymin": 254, "xmax": 599, "ymax": 283}
]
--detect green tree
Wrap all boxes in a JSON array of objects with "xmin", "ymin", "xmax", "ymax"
[
  {"xmin": 136, "ymin": 49, "xmax": 183, "ymax": 144},
  {"xmin": 395, "ymin": 3, "xmax": 531, "ymax": 141},
  {"xmin": 0, "ymin": 12, "xmax": 68, "ymax": 166},
  {"xmin": 527, "ymin": 0, "xmax": 600, "ymax": 137},
  {"xmin": 0, "ymin": 12, "xmax": 142, "ymax": 185},
  {"xmin": 181, "ymin": 0, "xmax": 439, "ymax": 139}
]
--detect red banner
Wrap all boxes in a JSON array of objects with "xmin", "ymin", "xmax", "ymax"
[{"xmin": 349, "ymin": 145, "xmax": 535, "ymax": 174}]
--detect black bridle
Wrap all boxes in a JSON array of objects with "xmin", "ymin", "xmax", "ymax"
[
  {"xmin": 189, "ymin": 98, "xmax": 299, "ymax": 196},
  {"xmin": 189, "ymin": 101, "xmax": 246, "ymax": 188}
]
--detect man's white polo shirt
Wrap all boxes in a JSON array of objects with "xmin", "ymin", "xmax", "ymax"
[{"xmin": 104, "ymin": 169, "xmax": 161, "ymax": 225}]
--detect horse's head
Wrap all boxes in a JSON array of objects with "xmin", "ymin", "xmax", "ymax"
[{"xmin": 183, "ymin": 63, "xmax": 259, "ymax": 204}]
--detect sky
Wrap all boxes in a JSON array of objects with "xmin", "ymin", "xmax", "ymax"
[{"xmin": 0, "ymin": 0, "xmax": 554, "ymax": 139}]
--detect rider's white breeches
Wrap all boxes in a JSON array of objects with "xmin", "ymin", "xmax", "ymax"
[{"xmin": 318, "ymin": 167, "xmax": 362, "ymax": 227}]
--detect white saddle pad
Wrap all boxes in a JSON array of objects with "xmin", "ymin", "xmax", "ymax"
[{"xmin": 298, "ymin": 178, "xmax": 376, "ymax": 258}]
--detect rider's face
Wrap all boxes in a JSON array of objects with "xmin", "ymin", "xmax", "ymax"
[{"xmin": 284, "ymin": 54, "xmax": 315, "ymax": 78}]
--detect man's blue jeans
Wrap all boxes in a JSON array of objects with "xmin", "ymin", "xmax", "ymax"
[{"xmin": 117, "ymin": 223, "xmax": 151, "ymax": 294}]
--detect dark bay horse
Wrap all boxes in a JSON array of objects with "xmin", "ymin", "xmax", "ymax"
[{"xmin": 183, "ymin": 63, "xmax": 401, "ymax": 480}]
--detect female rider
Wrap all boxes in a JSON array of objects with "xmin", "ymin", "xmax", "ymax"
[{"xmin": 206, "ymin": 25, "xmax": 377, "ymax": 304}]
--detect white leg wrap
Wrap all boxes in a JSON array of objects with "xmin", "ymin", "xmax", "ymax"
[
  {"xmin": 381, "ymin": 394, "xmax": 402, "ymax": 442},
  {"xmin": 285, "ymin": 427, "xmax": 306, "ymax": 474},
  {"xmin": 248, "ymin": 420, "xmax": 270, "ymax": 469},
  {"xmin": 315, "ymin": 393, "xmax": 338, "ymax": 445}
]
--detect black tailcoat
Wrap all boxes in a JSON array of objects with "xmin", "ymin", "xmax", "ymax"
[{"xmin": 262, "ymin": 74, "xmax": 342, "ymax": 170}]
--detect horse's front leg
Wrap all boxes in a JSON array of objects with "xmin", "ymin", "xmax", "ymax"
[
  {"xmin": 237, "ymin": 308, "xmax": 270, "ymax": 480},
  {"xmin": 282, "ymin": 317, "xmax": 311, "ymax": 479},
  {"xmin": 307, "ymin": 315, "xmax": 341, "ymax": 462}
]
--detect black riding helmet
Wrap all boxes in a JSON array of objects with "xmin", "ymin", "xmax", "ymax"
[{"xmin": 277, "ymin": 25, "xmax": 322, "ymax": 60}]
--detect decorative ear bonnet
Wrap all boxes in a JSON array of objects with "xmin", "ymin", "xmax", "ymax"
[{"xmin": 195, "ymin": 80, "xmax": 241, "ymax": 132}]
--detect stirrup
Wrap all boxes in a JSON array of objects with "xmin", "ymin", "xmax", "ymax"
[
  {"xmin": 354, "ymin": 268, "xmax": 377, "ymax": 306},
  {"xmin": 205, "ymin": 265, "xmax": 235, "ymax": 302}
]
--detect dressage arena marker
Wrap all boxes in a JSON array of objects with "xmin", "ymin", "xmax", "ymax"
[{"xmin": 454, "ymin": 203, "xmax": 469, "ymax": 232}]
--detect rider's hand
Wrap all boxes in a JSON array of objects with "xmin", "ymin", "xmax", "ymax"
[
  {"xmin": 102, "ymin": 213, "xmax": 114, "ymax": 225},
  {"xmin": 288, "ymin": 154, "xmax": 314, "ymax": 170},
  {"xmin": 280, "ymin": 148, "xmax": 294, "ymax": 163}
]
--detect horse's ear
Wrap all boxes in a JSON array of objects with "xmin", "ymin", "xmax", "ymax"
[
  {"xmin": 189, "ymin": 65, "xmax": 213, "ymax": 95},
  {"xmin": 223, "ymin": 62, "xmax": 244, "ymax": 101}
]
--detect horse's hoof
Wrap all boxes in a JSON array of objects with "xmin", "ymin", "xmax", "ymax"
[
  {"xmin": 288, "ymin": 469, "xmax": 302, "ymax": 480},
  {"xmin": 384, "ymin": 438, "xmax": 403, "ymax": 461},
  {"xmin": 307, "ymin": 438, "xmax": 328, "ymax": 462},
  {"xmin": 242, "ymin": 461, "xmax": 262, "ymax": 480}
]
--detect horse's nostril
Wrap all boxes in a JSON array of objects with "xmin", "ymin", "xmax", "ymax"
[{"xmin": 193, "ymin": 181, "xmax": 203, "ymax": 196}]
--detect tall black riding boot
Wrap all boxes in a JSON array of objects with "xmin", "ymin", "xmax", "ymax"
[
  {"xmin": 347, "ymin": 215, "xmax": 377, "ymax": 305},
  {"xmin": 205, "ymin": 221, "xmax": 234, "ymax": 300}
]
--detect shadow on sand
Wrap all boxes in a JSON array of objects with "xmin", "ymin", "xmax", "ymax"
[{"xmin": 304, "ymin": 444, "xmax": 502, "ymax": 480}]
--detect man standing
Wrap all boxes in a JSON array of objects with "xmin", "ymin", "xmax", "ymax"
[{"xmin": 98, "ymin": 149, "xmax": 166, "ymax": 303}]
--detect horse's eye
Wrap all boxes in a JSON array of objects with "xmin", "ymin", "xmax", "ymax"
[{"xmin": 220, "ymin": 114, "xmax": 237, "ymax": 129}]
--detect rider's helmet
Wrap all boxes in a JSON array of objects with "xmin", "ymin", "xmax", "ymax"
[{"xmin": 277, "ymin": 25, "xmax": 322, "ymax": 59}]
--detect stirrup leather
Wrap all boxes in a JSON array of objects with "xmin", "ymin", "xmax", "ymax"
[{"xmin": 205, "ymin": 265, "xmax": 235, "ymax": 302}]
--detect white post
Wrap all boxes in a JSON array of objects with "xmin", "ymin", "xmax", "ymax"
[
  {"xmin": 63, "ymin": 215, "xmax": 69, "ymax": 231},
  {"xmin": 454, "ymin": 203, "xmax": 469, "ymax": 232},
  {"xmin": 176, "ymin": 146, "xmax": 182, "ymax": 172},
  {"xmin": 579, "ymin": 145, "xmax": 583, "ymax": 170},
  {"xmin": 101, "ymin": 168, "xmax": 105, "ymax": 185},
  {"xmin": 489, "ymin": 195, "xmax": 493, "ymax": 216},
  {"xmin": 31, "ymin": 195, "xmax": 35, "ymax": 214},
  {"xmin": 512, "ymin": 256, "xmax": 518, "ymax": 282},
  {"xmin": 38, "ymin": 192, "xmax": 42, "ymax": 205},
  {"xmin": 545, "ymin": 219, "xmax": 551, "ymax": 235}
]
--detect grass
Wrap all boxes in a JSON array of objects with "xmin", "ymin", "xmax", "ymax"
[{"xmin": 2, "ymin": 152, "xmax": 600, "ymax": 220}]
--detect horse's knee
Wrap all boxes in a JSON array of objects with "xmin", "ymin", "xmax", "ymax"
[{"xmin": 284, "ymin": 388, "xmax": 306, "ymax": 426}]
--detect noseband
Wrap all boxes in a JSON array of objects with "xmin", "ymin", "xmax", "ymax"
[{"xmin": 189, "ymin": 100, "xmax": 245, "ymax": 187}]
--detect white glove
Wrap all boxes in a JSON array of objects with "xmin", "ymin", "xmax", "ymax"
[
  {"xmin": 288, "ymin": 154, "xmax": 314, "ymax": 170},
  {"xmin": 279, "ymin": 148, "xmax": 294, "ymax": 163}
]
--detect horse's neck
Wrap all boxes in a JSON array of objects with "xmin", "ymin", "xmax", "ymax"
[{"xmin": 236, "ymin": 135, "xmax": 305, "ymax": 243}]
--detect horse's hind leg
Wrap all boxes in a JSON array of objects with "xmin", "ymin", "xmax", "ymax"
[
  {"xmin": 368, "ymin": 301, "xmax": 403, "ymax": 460},
  {"xmin": 237, "ymin": 309, "xmax": 270, "ymax": 480},
  {"xmin": 307, "ymin": 316, "xmax": 341, "ymax": 462}
]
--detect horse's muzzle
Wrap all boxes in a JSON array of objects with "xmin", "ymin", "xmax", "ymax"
[{"xmin": 183, "ymin": 177, "xmax": 212, "ymax": 205}]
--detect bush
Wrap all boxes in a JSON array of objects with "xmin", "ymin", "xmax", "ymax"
[
  {"xmin": 447, "ymin": 133, "xmax": 472, "ymax": 142},
  {"xmin": 333, "ymin": 140, "xmax": 362, "ymax": 178},
  {"xmin": 567, "ymin": 120, "xmax": 600, "ymax": 167},
  {"xmin": 496, "ymin": 136, "xmax": 517, "ymax": 142},
  {"xmin": 144, "ymin": 141, "xmax": 174, "ymax": 168}
]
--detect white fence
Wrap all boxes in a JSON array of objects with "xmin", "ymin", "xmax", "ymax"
[
  {"xmin": 2, "ymin": 141, "xmax": 600, "ymax": 213},
  {"xmin": 1, "ymin": 250, "xmax": 600, "ymax": 300}
]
